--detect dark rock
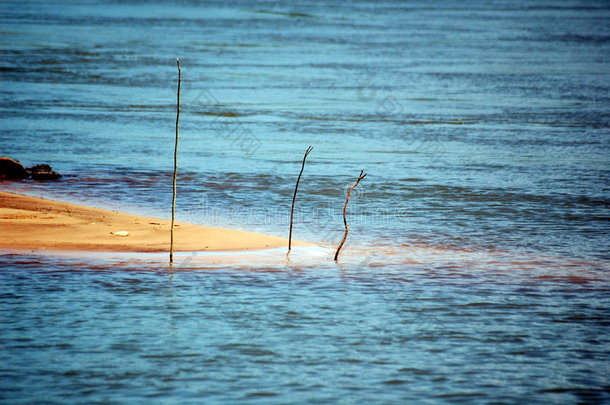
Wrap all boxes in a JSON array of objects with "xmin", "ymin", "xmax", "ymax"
[
  {"xmin": 0, "ymin": 157, "xmax": 29, "ymax": 179},
  {"xmin": 28, "ymin": 164, "xmax": 61, "ymax": 180}
]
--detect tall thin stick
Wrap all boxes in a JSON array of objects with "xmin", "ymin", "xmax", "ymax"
[
  {"xmin": 334, "ymin": 170, "xmax": 367, "ymax": 262},
  {"xmin": 170, "ymin": 58, "xmax": 181, "ymax": 264},
  {"xmin": 288, "ymin": 146, "xmax": 313, "ymax": 255}
]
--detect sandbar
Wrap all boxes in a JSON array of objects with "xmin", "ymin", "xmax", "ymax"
[{"xmin": 0, "ymin": 191, "xmax": 308, "ymax": 253}]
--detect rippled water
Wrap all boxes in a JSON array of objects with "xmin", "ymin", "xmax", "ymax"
[
  {"xmin": 2, "ymin": 251, "xmax": 609, "ymax": 403},
  {"xmin": 1, "ymin": 0, "xmax": 609, "ymax": 403}
]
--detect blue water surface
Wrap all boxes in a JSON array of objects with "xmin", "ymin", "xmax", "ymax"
[{"xmin": 1, "ymin": 0, "xmax": 609, "ymax": 403}]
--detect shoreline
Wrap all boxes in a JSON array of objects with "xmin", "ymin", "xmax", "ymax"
[{"xmin": 0, "ymin": 191, "xmax": 310, "ymax": 253}]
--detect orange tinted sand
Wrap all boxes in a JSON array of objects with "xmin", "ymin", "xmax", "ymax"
[{"xmin": 0, "ymin": 191, "xmax": 310, "ymax": 252}]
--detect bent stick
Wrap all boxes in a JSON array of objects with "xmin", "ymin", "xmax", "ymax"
[
  {"xmin": 334, "ymin": 170, "xmax": 367, "ymax": 262},
  {"xmin": 288, "ymin": 146, "xmax": 313, "ymax": 255}
]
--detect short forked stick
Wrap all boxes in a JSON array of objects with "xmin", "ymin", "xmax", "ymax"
[
  {"xmin": 334, "ymin": 170, "xmax": 367, "ymax": 262},
  {"xmin": 288, "ymin": 146, "xmax": 313, "ymax": 255}
]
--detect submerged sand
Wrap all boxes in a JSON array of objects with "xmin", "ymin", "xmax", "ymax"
[{"xmin": 0, "ymin": 191, "xmax": 308, "ymax": 253}]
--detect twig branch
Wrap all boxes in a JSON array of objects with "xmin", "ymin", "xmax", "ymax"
[
  {"xmin": 170, "ymin": 58, "xmax": 181, "ymax": 265},
  {"xmin": 334, "ymin": 169, "xmax": 367, "ymax": 262},
  {"xmin": 288, "ymin": 146, "xmax": 313, "ymax": 256}
]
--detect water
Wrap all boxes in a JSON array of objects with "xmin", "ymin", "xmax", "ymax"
[{"xmin": 1, "ymin": 0, "xmax": 609, "ymax": 403}]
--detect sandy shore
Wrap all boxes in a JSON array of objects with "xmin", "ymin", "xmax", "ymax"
[{"xmin": 0, "ymin": 191, "xmax": 308, "ymax": 253}]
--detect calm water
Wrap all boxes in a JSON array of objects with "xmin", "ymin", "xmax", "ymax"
[{"xmin": 1, "ymin": 0, "xmax": 609, "ymax": 403}]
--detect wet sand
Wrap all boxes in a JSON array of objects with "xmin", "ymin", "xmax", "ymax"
[{"xmin": 0, "ymin": 191, "xmax": 309, "ymax": 252}]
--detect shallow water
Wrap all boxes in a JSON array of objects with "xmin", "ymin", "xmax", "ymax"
[
  {"xmin": 2, "ymin": 250, "xmax": 609, "ymax": 404},
  {"xmin": 1, "ymin": 0, "xmax": 609, "ymax": 403}
]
